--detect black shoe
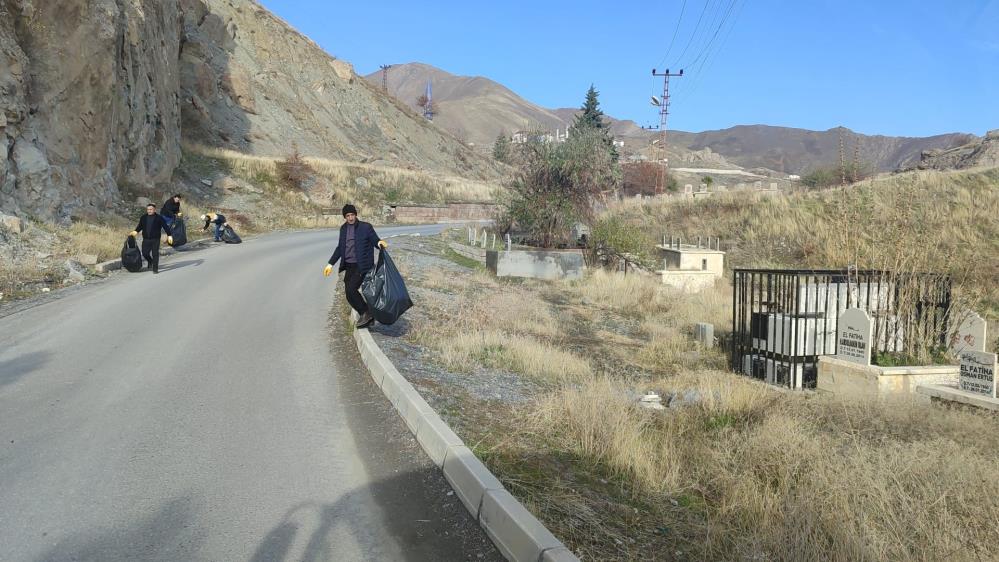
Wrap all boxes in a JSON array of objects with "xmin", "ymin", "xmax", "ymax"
[
  {"xmin": 153, "ymin": 268, "xmax": 159, "ymax": 274},
  {"xmin": 356, "ymin": 312, "xmax": 374, "ymax": 328}
]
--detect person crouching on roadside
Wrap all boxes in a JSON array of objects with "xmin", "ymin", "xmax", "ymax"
[
  {"xmin": 130, "ymin": 203, "xmax": 173, "ymax": 274},
  {"xmin": 323, "ymin": 204, "xmax": 387, "ymax": 328},
  {"xmin": 161, "ymin": 194, "xmax": 182, "ymax": 230},
  {"xmin": 201, "ymin": 212, "xmax": 227, "ymax": 242}
]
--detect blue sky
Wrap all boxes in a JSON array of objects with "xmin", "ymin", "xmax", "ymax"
[{"xmin": 260, "ymin": 0, "xmax": 998, "ymax": 137}]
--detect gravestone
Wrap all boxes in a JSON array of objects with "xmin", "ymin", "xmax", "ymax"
[
  {"xmin": 958, "ymin": 350, "xmax": 997, "ymax": 398},
  {"xmin": 949, "ymin": 311, "xmax": 987, "ymax": 354},
  {"xmin": 836, "ymin": 308, "xmax": 872, "ymax": 365},
  {"xmin": 696, "ymin": 323, "xmax": 714, "ymax": 349}
]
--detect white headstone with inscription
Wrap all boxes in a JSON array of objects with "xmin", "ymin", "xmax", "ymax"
[
  {"xmin": 949, "ymin": 311, "xmax": 988, "ymax": 355},
  {"xmin": 837, "ymin": 308, "xmax": 872, "ymax": 365},
  {"xmin": 959, "ymin": 350, "xmax": 997, "ymax": 398}
]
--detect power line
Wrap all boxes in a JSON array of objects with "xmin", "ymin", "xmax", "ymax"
[
  {"xmin": 672, "ymin": 0, "xmax": 747, "ymax": 103},
  {"xmin": 655, "ymin": 0, "xmax": 689, "ymax": 70},
  {"xmin": 673, "ymin": 0, "xmax": 714, "ymax": 67}
]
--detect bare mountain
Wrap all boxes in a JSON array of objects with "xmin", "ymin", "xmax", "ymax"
[
  {"xmin": 0, "ymin": 1, "xmax": 498, "ymax": 221},
  {"xmin": 665, "ymin": 125, "xmax": 976, "ymax": 174},
  {"xmin": 365, "ymin": 63, "xmax": 568, "ymax": 147},
  {"xmin": 374, "ymin": 63, "xmax": 975, "ymax": 175}
]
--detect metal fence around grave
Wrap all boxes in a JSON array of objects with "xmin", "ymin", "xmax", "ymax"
[{"xmin": 730, "ymin": 269, "xmax": 952, "ymax": 389}]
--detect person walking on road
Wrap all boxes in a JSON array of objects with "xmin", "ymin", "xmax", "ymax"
[
  {"xmin": 323, "ymin": 204, "xmax": 387, "ymax": 328},
  {"xmin": 130, "ymin": 203, "xmax": 173, "ymax": 274},
  {"xmin": 160, "ymin": 194, "xmax": 183, "ymax": 230},
  {"xmin": 201, "ymin": 212, "xmax": 227, "ymax": 242}
]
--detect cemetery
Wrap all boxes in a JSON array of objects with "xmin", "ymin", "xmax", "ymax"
[{"xmin": 730, "ymin": 268, "xmax": 956, "ymax": 390}]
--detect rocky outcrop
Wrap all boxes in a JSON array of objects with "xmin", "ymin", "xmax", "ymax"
[
  {"xmin": 0, "ymin": 0, "xmax": 498, "ymax": 223},
  {"xmin": 0, "ymin": 0, "xmax": 182, "ymax": 222},
  {"xmin": 916, "ymin": 130, "xmax": 999, "ymax": 171}
]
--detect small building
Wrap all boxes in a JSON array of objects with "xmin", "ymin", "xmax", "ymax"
[{"xmin": 656, "ymin": 242, "xmax": 725, "ymax": 293}]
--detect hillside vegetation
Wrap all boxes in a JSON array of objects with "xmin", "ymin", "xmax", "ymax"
[{"xmin": 598, "ymin": 167, "xmax": 999, "ymax": 342}]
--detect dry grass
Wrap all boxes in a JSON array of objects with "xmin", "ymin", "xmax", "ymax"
[
  {"xmin": 399, "ymin": 231, "xmax": 999, "ymax": 560},
  {"xmin": 603, "ymin": 167, "xmax": 999, "ymax": 354},
  {"xmin": 183, "ymin": 141, "xmax": 501, "ymax": 205},
  {"xmin": 527, "ymin": 372, "xmax": 999, "ymax": 561}
]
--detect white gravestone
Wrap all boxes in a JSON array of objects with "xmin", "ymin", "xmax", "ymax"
[
  {"xmin": 949, "ymin": 311, "xmax": 988, "ymax": 355},
  {"xmin": 959, "ymin": 350, "xmax": 997, "ymax": 398},
  {"xmin": 837, "ymin": 308, "xmax": 872, "ymax": 365}
]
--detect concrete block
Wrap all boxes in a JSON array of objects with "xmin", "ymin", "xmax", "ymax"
[
  {"xmin": 486, "ymin": 249, "xmax": 585, "ymax": 281},
  {"xmin": 442, "ymin": 445, "xmax": 504, "ymax": 518},
  {"xmin": 480, "ymin": 489, "xmax": 565, "ymax": 562},
  {"xmin": 415, "ymin": 414, "xmax": 464, "ymax": 467},
  {"xmin": 541, "ymin": 547, "xmax": 580, "ymax": 561}
]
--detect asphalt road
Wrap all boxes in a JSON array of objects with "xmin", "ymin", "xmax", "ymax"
[{"xmin": 0, "ymin": 227, "xmax": 500, "ymax": 562}]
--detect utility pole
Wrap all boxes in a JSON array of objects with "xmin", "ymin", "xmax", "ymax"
[
  {"xmin": 651, "ymin": 68, "xmax": 683, "ymax": 195},
  {"xmin": 379, "ymin": 64, "xmax": 393, "ymax": 93},
  {"xmin": 838, "ymin": 128, "xmax": 847, "ymax": 186},
  {"xmin": 852, "ymin": 137, "xmax": 861, "ymax": 183}
]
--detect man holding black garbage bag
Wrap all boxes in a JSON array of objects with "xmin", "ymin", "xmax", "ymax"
[
  {"xmin": 130, "ymin": 203, "xmax": 173, "ymax": 274},
  {"xmin": 324, "ymin": 204, "xmax": 388, "ymax": 328}
]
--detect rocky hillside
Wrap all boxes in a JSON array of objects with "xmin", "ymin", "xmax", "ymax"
[
  {"xmin": 0, "ymin": 0, "xmax": 498, "ymax": 223},
  {"xmin": 372, "ymin": 62, "xmax": 976, "ymax": 175},
  {"xmin": 365, "ymin": 62, "xmax": 567, "ymax": 147},
  {"xmin": 914, "ymin": 130, "xmax": 999, "ymax": 171},
  {"xmin": 667, "ymin": 125, "xmax": 976, "ymax": 174}
]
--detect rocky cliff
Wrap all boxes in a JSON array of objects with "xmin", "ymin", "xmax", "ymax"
[
  {"xmin": 1, "ymin": 0, "xmax": 182, "ymax": 221},
  {"xmin": 0, "ymin": 0, "xmax": 497, "ymax": 222},
  {"xmin": 915, "ymin": 130, "xmax": 999, "ymax": 171}
]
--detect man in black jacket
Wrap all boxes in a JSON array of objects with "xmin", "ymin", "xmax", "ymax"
[
  {"xmin": 130, "ymin": 203, "xmax": 173, "ymax": 274},
  {"xmin": 161, "ymin": 194, "xmax": 182, "ymax": 230},
  {"xmin": 324, "ymin": 204, "xmax": 387, "ymax": 328}
]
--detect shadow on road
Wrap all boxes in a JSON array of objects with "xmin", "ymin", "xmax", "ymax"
[
  {"xmin": 159, "ymin": 259, "xmax": 205, "ymax": 272},
  {"xmin": 35, "ymin": 496, "xmax": 199, "ymax": 561},
  {"xmin": 0, "ymin": 351, "xmax": 51, "ymax": 387}
]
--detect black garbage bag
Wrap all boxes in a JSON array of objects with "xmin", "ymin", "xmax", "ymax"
[
  {"xmin": 360, "ymin": 250, "xmax": 412, "ymax": 325},
  {"xmin": 221, "ymin": 225, "xmax": 242, "ymax": 244},
  {"xmin": 170, "ymin": 218, "xmax": 188, "ymax": 248},
  {"xmin": 121, "ymin": 236, "xmax": 143, "ymax": 272}
]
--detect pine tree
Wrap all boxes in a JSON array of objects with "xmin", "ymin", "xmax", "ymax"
[
  {"xmin": 571, "ymin": 84, "xmax": 617, "ymax": 161},
  {"xmin": 492, "ymin": 133, "xmax": 511, "ymax": 163},
  {"xmin": 573, "ymin": 84, "xmax": 607, "ymax": 131}
]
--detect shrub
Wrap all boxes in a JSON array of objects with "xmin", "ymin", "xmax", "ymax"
[{"xmin": 276, "ymin": 143, "xmax": 315, "ymax": 190}]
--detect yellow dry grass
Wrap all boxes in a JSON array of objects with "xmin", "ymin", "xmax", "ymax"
[
  {"xmin": 531, "ymin": 371, "xmax": 999, "ymax": 561},
  {"xmin": 183, "ymin": 141, "xmax": 501, "ymax": 204}
]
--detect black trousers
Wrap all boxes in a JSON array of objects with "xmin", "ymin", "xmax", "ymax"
[
  {"xmin": 343, "ymin": 264, "xmax": 368, "ymax": 315},
  {"xmin": 141, "ymin": 238, "xmax": 161, "ymax": 271}
]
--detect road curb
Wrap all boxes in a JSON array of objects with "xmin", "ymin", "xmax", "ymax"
[{"xmin": 350, "ymin": 314, "xmax": 579, "ymax": 562}]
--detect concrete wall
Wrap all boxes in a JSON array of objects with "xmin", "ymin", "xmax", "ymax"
[
  {"xmin": 449, "ymin": 242, "xmax": 486, "ymax": 263},
  {"xmin": 486, "ymin": 250, "xmax": 585, "ymax": 281},
  {"xmin": 389, "ymin": 203, "xmax": 498, "ymax": 223},
  {"xmin": 817, "ymin": 356, "xmax": 959, "ymax": 399},
  {"xmin": 660, "ymin": 270, "xmax": 718, "ymax": 292},
  {"xmin": 663, "ymin": 249, "xmax": 724, "ymax": 275}
]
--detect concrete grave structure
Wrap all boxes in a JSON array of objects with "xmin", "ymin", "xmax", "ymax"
[
  {"xmin": 949, "ymin": 311, "xmax": 988, "ymax": 354},
  {"xmin": 656, "ymin": 241, "xmax": 724, "ymax": 293},
  {"xmin": 486, "ymin": 249, "xmax": 585, "ymax": 281},
  {"xmin": 836, "ymin": 308, "xmax": 873, "ymax": 365},
  {"xmin": 958, "ymin": 350, "xmax": 997, "ymax": 397}
]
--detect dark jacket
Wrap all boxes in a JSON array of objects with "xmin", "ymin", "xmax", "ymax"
[
  {"xmin": 136, "ymin": 213, "xmax": 171, "ymax": 241},
  {"xmin": 328, "ymin": 220, "xmax": 381, "ymax": 273},
  {"xmin": 203, "ymin": 214, "xmax": 226, "ymax": 231},
  {"xmin": 161, "ymin": 199, "xmax": 181, "ymax": 219}
]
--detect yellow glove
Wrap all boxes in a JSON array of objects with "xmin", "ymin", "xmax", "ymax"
[
  {"xmin": 176, "ymin": 212, "xmax": 183, "ymax": 218},
  {"xmin": 167, "ymin": 236, "xmax": 174, "ymax": 245},
  {"xmin": 323, "ymin": 264, "xmax": 333, "ymax": 277},
  {"xmin": 129, "ymin": 231, "xmax": 138, "ymax": 238},
  {"xmin": 378, "ymin": 240, "xmax": 388, "ymax": 249}
]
